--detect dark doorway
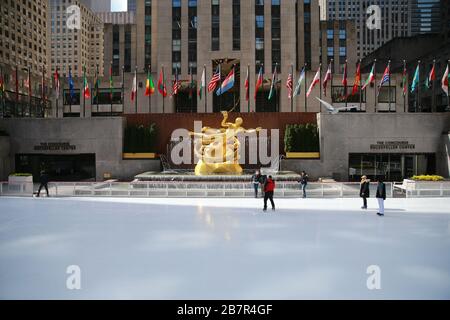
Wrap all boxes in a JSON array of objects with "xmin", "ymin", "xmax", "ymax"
[{"xmin": 15, "ymin": 154, "xmax": 96, "ymax": 182}]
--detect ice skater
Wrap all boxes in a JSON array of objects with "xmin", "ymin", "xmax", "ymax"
[
  {"xmin": 259, "ymin": 174, "xmax": 267, "ymax": 198},
  {"xmin": 251, "ymin": 170, "xmax": 261, "ymax": 198},
  {"xmin": 376, "ymin": 179, "xmax": 386, "ymax": 216},
  {"xmin": 359, "ymin": 175, "xmax": 370, "ymax": 210},
  {"xmin": 298, "ymin": 171, "xmax": 308, "ymax": 198},
  {"xmin": 263, "ymin": 175, "xmax": 275, "ymax": 211},
  {"xmin": 36, "ymin": 169, "xmax": 50, "ymax": 197}
]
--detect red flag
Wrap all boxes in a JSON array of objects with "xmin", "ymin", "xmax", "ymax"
[
  {"xmin": 157, "ymin": 68, "xmax": 167, "ymax": 97},
  {"xmin": 342, "ymin": 61, "xmax": 348, "ymax": 88},
  {"xmin": 54, "ymin": 68, "xmax": 60, "ymax": 99},
  {"xmin": 323, "ymin": 63, "xmax": 332, "ymax": 96},
  {"xmin": 131, "ymin": 69, "xmax": 137, "ymax": 101},
  {"xmin": 254, "ymin": 67, "xmax": 263, "ymax": 100},
  {"xmin": 351, "ymin": 62, "xmax": 361, "ymax": 96},
  {"xmin": 286, "ymin": 73, "xmax": 293, "ymax": 99},
  {"xmin": 306, "ymin": 66, "xmax": 321, "ymax": 98},
  {"xmin": 244, "ymin": 67, "xmax": 249, "ymax": 101}
]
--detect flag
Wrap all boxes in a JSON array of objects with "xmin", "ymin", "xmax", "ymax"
[
  {"xmin": 15, "ymin": 67, "xmax": 19, "ymax": 101},
  {"xmin": 254, "ymin": 67, "xmax": 263, "ymax": 100},
  {"xmin": 199, "ymin": 68, "xmax": 205, "ymax": 99},
  {"xmin": 0, "ymin": 72, "xmax": 4, "ymax": 97},
  {"xmin": 286, "ymin": 72, "xmax": 293, "ymax": 99},
  {"xmin": 54, "ymin": 68, "xmax": 60, "ymax": 99},
  {"xmin": 342, "ymin": 61, "xmax": 348, "ymax": 88},
  {"xmin": 268, "ymin": 66, "xmax": 278, "ymax": 100},
  {"xmin": 109, "ymin": 65, "xmax": 113, "ymax": 100},
  {"xmin": 83, "ymin": 68, "xmax": 90, "ymax": 98},
  {"xmin": 188, "ymin": 68, "xmax": 195, "ymax": 100},
  {"xmin": 293, "ymin": 66, "xmax": 305, "ymax": 96},
  {"xmin": 208, "ymin": 66, "xmax": 220, "ymax": 92},
  {"xmin": 402, "ymin": 63, "xmax": 407, "ymax": 97},
  {"xmin": 145, "ymin": 69, "xmax": 155, "ymax": 96},
  {"xmin": 244, "ymin": 67, "xmax": 250, "ymax": 101},
  {"xmin": 442, "ymin": 63, "xmax": 449, "ymax": 96},
  {"xmin": 425, "ymin": 63, "xmax": 436, "ymax": 89},
  {"xmin": 377, "ymin": 63, "xmax": 391, "ymax": 96},
  {"xmin": 68, "ymin": 68, "xmax": 75, "ymax": 99},
  {"xmin": 361, "ymin": 63, "xmax": 375, "ymax": 91},
  {"xmin": 158, "ymin": 68, "xmax": 167, "ymax": 97},
  {"xmin": 131, "ymin": 69, "xmax": 137, "ymax": 101},
  {"xmin": 322, "ymin": 63, "xmax": 332, "ymax": 96},
  {"xmin": 171, "ymin": 70, "xmax": 181, "ymax": 96},
  {"xmin": 216, "ymin": 68, "xmax": 235, "ymax": 96},
  {"xmin": 411, "ymin": 63, "xmax": 420, "ymax": 93},
  {"xmin": 306, "ymin": 66, "xmax": 321, "ymax": 98},
  {"xmin": 93, "ymin": 67, "xmax": 99, "ymax": 99},
  {"xmin": 351, "ymin": 62, "xmax": 361, "ymax": 96}
]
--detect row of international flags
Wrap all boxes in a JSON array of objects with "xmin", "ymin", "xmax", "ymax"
[{"xmin": 12, "ymin": 59, "xmax": 448, "ymax": 106}]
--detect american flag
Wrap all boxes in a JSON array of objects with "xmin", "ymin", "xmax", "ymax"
[
  {"xmin": 172, "ymin": 74, "xmax": 181, "ymax": 96},
  {"xmin": 208, "ymin": 66, "xmax": 221, "ymax": 92},
  {"xmin": 286, "ymin": 73, "xmax": 293, "ymax": 99}
]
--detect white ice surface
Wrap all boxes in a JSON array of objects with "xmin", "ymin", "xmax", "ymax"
[{"xmin": 0, "ymin": 196, "xmax": 450, "ymax": 300}]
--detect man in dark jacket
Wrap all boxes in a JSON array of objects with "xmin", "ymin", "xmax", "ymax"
[
  {"xmin": 299, "ymin": 171, "xmax": 308, "ymax": 198},
  {"xmin": 263, "ymin": 176, "xmax": 275, "ymax": 211},
  {"xmin": 376, "ymin": 179, "xmax": 386, "ymax": 216},
  {"xmin": 251, "ymin": 170, "xmax": 261, "ymax": 198},
  {"xmin": 37, "ymin": 169, "xmax": 50, "ymax": 197},
  {"xmin": 259, "ymin": 174, "xmax": 267, "ymax": 198},
  {"xmin": 359, "ymin": 175, "xmax": 370, "ymax": 209}
]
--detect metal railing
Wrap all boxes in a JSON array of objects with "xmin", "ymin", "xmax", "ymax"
[
  {"xmin": 0, "ymin": 181, "xmax": 399, "ymax": 198},
  {"xmin": 394, "ymin": 181, "xmax": 450, "ymax": 198}
]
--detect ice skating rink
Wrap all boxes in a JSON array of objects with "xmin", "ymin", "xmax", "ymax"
[{"xmin": 0, "ymin": 196, "xmax": 449, "ymax": 300}]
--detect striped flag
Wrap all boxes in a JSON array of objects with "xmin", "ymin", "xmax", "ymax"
[
  {"xmin": 286, "ymin": 72, "xmax": 293, "ymax": 99},
  {"xmin": 425, "ymin": 62, "xmax": 436, "ymax": 89},
  {"xmin": 208, "ymin": 66, "xmax": 221, "ymax": 92},
  {"xmin": 361, "ymin": 62, "xmax": 375, "ymax": 91},
  {"xmin": 293, "ymin": 66, "xmax": 305, "ymax": 96},
  {"xmin": 442, "ymin": 63, "xmax": 449, "ymax": 96},
  {"xmin": 402, "ymin": 62, "xmax": 408, "ymax": 97},
  {"xmin": 322, "ymin": 62, "xmax": 332, "ymax": 96},
  {"xmin": 172, "ymin": 70, "xmax": 181, "ymax": 96},
  {"xmin": 254, "ymin": 66, "xmax": 264, "ymax": 100},
  {"xmin": 306, "ymin": 66, "xmax": 321, "ymax": 98},
  {"xmin": 244, "ymin": 67, "xmax": 250, "ymax": 101},
  {"xmin": 131, "ymin": 69, "xmax": 137, "ymax": 101},
  {"xmin": 377, "ymin": 62, "xmax": 390, "ymax": 97}
]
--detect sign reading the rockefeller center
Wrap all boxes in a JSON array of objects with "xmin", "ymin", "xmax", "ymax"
[
  {"xmin": 370, "ymin": 141, "xmax": 415, "ymax": 150},
  {"xmin": 33, "ymin": 142, "xmax": 76, "ymax": 151}
]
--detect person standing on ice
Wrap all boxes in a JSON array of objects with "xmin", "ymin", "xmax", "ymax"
[
  {"xmin": 376, "ymin": 179, "xmax": 386, "ymax": 216},
  {"xmin": 36, "ymin": 168, "xmax": 50, "ymax": 197},
  {"xmin": 359, "ymin": 175, "xmax": 370, "ymax": 210},
  {"xmin": 298, "ymin": 171, "xmax": 309, "ymax": 198},
  {"xmin": 251, "ymin": 170, "xmax": 261, "ymax": 198},
  {"xmin": 263, "ymin": 175, "xmax": 276, "ymax": 211}
]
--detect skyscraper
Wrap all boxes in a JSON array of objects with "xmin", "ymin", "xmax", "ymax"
[
  {"xmin": 324, "ymin": 0, "xmax": 412, "ymax": 59},
  {"xmin": 80, "ymin": 0, "xmax": 112, "ymax": 13},
  {"xmin": 411, "ymin": 0, "xmax": 442, "ymax": 35},
  {"xmin": 128, "ymin": 0, "xmax": 137, "ymax": 13}
]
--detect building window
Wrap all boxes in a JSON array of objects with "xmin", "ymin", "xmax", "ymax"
[
  {"xmin": 232, "ymin": 0, "xmax": 240, "ymax": 51},
  {"xmin": 304, "ymin": 0, "xmax": 311, "ymax": 69},
  {"xmin": 255, "ymin": 0, "xmax": 264, "ymax": 72},
  {"xmin": 188, "ymin": 0, "xmax": 197, "ymax": 74},
  {"xmin": 145, "ymin": 1, "xmax": 152, "ymax": 68},
  {"xmin": 211, "ymin": 0, "xmax": 220, "ymax": 51},
  {"xmin": 112, "ymin": 25, "xmax": 120, "ymax": 76},
  {"xmin": 271, "ymin": 0, "xmax": 281, "ymax": 71},
  {"xmin": 172, "ymin": 0, "xmax": 181, "ymax": 74}
]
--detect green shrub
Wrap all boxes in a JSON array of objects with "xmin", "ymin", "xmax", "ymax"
[
  {"xmin": 284, "ymin": 124, "xmax": 320, "ymax": 152},
  {"xmin": 124, "ymin": 123, "xmax": 157, "ymax": 153},
  {"xmin": 411, "ymin": 175, "xmax": 444, "ymax": 181}
]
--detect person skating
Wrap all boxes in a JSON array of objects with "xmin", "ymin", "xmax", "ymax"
[
  {"xmin": 263, "ymin": 175, "xmax": 275, "ymax": 211},
  {"xmin": 251, "ymin": 170, "xmax": 261, "ymax": 198},
  {"xmin": 299, "ymin": 171, "xmax": 308, "ymax": 198},
  {"xmin": 376, "ymin": 179, "xmax": 386, "ymax": 216},
  {"xmin": 359, "ymin": 175, "xmax": 370, "ymax": 209},
  {"xmin": 36, "ymin": 169, "xmax": 50, "ymax": 197},
  {"xmin": 259, "ymin": 174, "xmax": 267, "ymax": 198}
]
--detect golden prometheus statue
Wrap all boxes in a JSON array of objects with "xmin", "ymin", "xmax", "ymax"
[{"xmin": 189, "ymin": 110, "xmax": 261, "ymax": 176}]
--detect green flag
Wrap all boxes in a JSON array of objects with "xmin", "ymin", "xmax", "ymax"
[
  {"xmin": 268, "ymin": 66, "xmax": 278, "ymax": 100},
  {"xmin": 410, "ymin": 64, "xmax": 420, "ymax": 93}
]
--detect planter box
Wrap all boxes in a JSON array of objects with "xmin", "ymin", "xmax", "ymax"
[
  {"xmin": 8, "ymin": 175, "xmax": 34, "ymax": 194},
  {"xmin": 286, "ymin": 152, "xmax": 320, "ymax": 159},
  {"xmin": 123, "ymin": 153, "xmax": 157, "ymax": 160}
]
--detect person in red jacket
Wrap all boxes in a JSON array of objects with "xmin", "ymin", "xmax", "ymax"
[{"xmin": 263, "ymin": 175, "xmax": 276, "ymax": 211}]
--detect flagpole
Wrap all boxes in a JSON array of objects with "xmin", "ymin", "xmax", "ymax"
[
  {"xmin": 330, "ymin": 58, "xmax": 334, "ymax": 106},
  {"xmin": 291, "ymin": 64, "xmax": 294, "ymax": 112},
  {"xmin": 374, "ymin": 59, "xmax": 377, "ymax": 113},
  {"xmin": 189, "ymin": 64, "xmax": 193, "ymax": 113},
  {"xmin": 417, "ymin": 60, "xmax": 420, "ymax": 112},
  {"xmin": 69, "ymin": 66, "xmax": 72, "ymax": 115},
  {"xmin": 319, "ymin": 63, "xmax": 322, "ymax": 112},
  {"xmin": 344, "ymin": 60, "xmax": 348, "ymax": 111},
  {"xmin": 110, "ymin": 61, "xmax": 113, "ymax": 115},
  {"xmin": 175, "ymin": 66, "xmax": 178, "ymax": 113},
  {"xmin": 403, "ymin": 60, "xmax": 406, "ymax": 113},
  {"xmin": 162, "ymin": 65, "xmax": 165, "ymax": 113},
  {"xmin": 432, "ymin": 59, "xmax": 436, "ymax": 113},
  {"xmin": 233, "ymin": 64, "xmax": 236, "ymax": 111},
  {"xmin": 83, "ymin": 66, "xmax": 86, "ymax": 118},
  {"xmin": 55, "ymin": 67, "xmax": 58, "ymax": 118},
  {"xmin": 0, "ymin": 65, "xmax": 4, "ymax": 118},
  {"xmin": 357, "ymin": 59, "xmax": 362, "ymax": 112},
  {"xmin": 135, "ymin": 66, "xmax": 138, "ymax": 114},
  {"xmin": 121, "ymin": 65, "xmax": 124, "ymax": 116},
  {"xmin": 219, "ymin": 62, "xmax": 222, "ymax": 112},
  {"xmin": 148, "ymin": 65, "xmax": 151, "ymax": 113},
  {"xmin": 304, "ymin": 63, "xmax": 308, "ymax": 112},
  {"xmin": 204, "ymin": 65, "xmax": 207, "ymax": 113},
  {"xmin": 388, "ymin": 60, "xmax": 392, "ymax": 112},
  {"xmin": 275, "ymin": 62, "xmax": 278, "ymax": 112},
  {"xmin": 41, "ymin": 65, "xmax": 45, "ymax": 117},
  {"xmin": 247, "ymin": 64, "xmax": 250, "ymax": 113},
  {"xmin": 28, "ymin": 66, "xmax": 31, "ymax": 117}
]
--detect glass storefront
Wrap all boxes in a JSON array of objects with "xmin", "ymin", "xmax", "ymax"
[
  {"xmin": 15, "ymin": 154, "xmax": 96, "ymax": 182},
  {"xmin": 348, "ymin": 153, "xmax": 436, "ymax": 182}
]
